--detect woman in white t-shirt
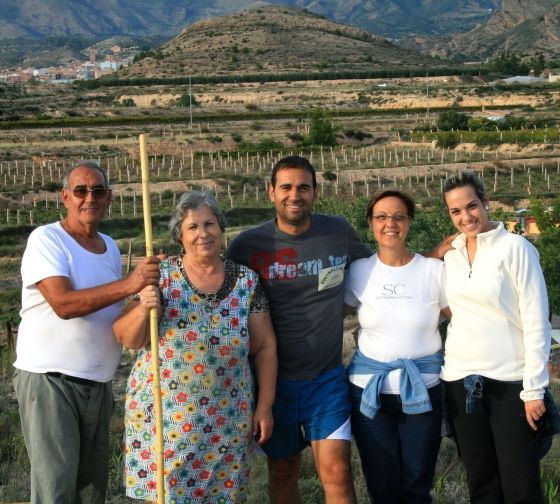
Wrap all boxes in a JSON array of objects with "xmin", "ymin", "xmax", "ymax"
[
  {"xmin": 345, "ymin": 189, "xmax": 451, "ymax": 504},
  {"xmin": 440, "ymin": 171, "xmax": 551, "ymax": 503}
]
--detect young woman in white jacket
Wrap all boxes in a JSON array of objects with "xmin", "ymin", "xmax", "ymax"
[{"xmin": 441, "ymin": 171, "xmax": 551, "ymax": 504}]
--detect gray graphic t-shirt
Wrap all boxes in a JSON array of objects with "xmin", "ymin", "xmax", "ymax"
[{"xmin": 226, "ymin": 214, "xmax": 371, "ymax": 381}]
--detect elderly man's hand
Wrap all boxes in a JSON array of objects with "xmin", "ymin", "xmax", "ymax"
[{"xmin": 128, "ymin": 257, "xmax": 160, "ymax": 293}]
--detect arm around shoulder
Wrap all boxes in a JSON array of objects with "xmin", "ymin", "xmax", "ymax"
[{"xmin": 421, "ymin": 232, "xmax": 459, "ymax": 260}]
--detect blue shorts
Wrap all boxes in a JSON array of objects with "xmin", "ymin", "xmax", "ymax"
[{"xmin": 262, "ymin": 365, "xmax": 351, "ymax": 459}]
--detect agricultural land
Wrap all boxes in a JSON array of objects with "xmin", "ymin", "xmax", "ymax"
[{"xmin": 1, "ymin": 6, "xmax": 560, "ymax": 502}]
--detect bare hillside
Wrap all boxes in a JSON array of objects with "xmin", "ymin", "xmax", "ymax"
[
  {"xmin": 118, "ymin": 6, "xmax": 428, "ymax": 78},
  {"xmin": 444, "ymin": 0, "xmax": 560, "ymax": 59}
]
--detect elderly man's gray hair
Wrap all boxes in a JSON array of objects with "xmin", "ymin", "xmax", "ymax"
[{"xmin": 63, "ymin": 161, "xmax": 110, "ymax": 188}]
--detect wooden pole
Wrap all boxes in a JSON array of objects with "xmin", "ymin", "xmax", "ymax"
[{"xmin": 139, "ymin": 133, "xmax": 165, "ymax": 504}]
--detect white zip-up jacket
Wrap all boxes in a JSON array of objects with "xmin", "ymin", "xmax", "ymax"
[{"xmin": 441, "ymin": 222, "xmax": 551, "ymax": 401}]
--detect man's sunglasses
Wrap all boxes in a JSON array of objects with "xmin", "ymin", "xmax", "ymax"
[{"xmin": 67, "ymin": 185, "xmax": 109, "ymax": 199}]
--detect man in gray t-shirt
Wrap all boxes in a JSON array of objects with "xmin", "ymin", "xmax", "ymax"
[{"xmin": 226, "ymin": 155, "xmax": 370, "ymax": 504}]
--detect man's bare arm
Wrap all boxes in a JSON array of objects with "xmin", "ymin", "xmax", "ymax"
[{"xmin": 36, "ymin": 257, "xmax": 160, "ymax": 319}]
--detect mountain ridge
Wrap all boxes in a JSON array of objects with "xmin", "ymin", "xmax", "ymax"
[
  {"xmin": 442, "ymin": 0, "xmax": 560, "ymax": 59},
  {"xmin": 117, "ymin": 6, "xmax": 430, "ymax": 78},
  {"xmin": 0, "ymin": 0, "xmax": 501, "ymax": 41},
  {"xmin": 1, "ymin": 1, "xmax": 559, "ymax": 69}
]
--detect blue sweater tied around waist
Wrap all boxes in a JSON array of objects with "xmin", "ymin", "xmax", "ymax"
[{"xmin": 347, "ymin": 349, "xmax": 443, "ymax": 419}]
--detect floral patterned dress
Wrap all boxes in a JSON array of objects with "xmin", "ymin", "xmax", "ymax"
[{"xmin": 124, "ymin": 257, "xmax": 268, "ymax": 503}]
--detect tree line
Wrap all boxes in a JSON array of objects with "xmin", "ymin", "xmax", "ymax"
[{"xmin": 75, "ymin": 66, "xmax": 488, "ymax": 90}]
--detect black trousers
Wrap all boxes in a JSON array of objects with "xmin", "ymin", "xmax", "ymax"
[{"xmin": 445, "ymin": 379, "xmax": 543, "ymax": 504}]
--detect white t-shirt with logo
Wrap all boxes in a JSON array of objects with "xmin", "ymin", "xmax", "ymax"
[{"xmin": 344, "ymin": 253, "xmax": 447, "ymax": 393}]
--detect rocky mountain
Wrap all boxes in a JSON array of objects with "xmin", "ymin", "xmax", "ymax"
[
  {"xmin": 442, "ymin": 0, "xmax": 560, "ymax": 60},
  {"xmin": 2, "ymin": 0, "xmax": 558, "ymax": 67},
  {"xmin": 118, "ymin": 5, "xmax": 430, "ymax": 78},
  {"xmin": 0, "ymin": 35, "xmax": 167, "ymax": 69},
  {"xmin": 0, "ymin": 0, "xmax": 501, "ymax": 41},
  {"xmin": 0, "ymin": 37, "xmax": 89, "ymax": 68},
  {"xmin": 0, "ymin": 0, "xmax": 197, "ymax": 39},
  {"xmin": 281, "ymin": 0, "xmax": 502, "ymax": 40}
]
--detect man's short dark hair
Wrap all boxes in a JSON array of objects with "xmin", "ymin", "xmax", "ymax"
[{"xmin": 271, "ymin": 156, "xmax": 317, "ymax": 189}]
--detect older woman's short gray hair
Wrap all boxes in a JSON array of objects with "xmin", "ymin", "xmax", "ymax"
[{"xmin": 169, "ymin": 191, "xmax": 226, "ymax": 245}]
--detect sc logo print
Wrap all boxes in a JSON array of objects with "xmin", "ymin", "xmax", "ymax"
[{"xmin": 382, "ymin": 284, "xmax": 407, "ymax": 295}]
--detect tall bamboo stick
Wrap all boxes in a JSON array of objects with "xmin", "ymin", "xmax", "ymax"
[{"xmin": 139, "ymin": 133, "xmax": 165, "ymax": 504}]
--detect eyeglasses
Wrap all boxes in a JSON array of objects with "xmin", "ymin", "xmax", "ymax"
[
  {"xmin": 67, "ymin": 185, "xmax": 109, "ymax": 199},
  {"xmin": 371, "ymin": 214, "xmax": 410, "ymax": 223}
]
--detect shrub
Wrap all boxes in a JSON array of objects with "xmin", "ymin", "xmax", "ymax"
[
  {"xmin": 257, "ymin": 137, "xmax": 283, "ymax": 151},
  {"xmin": 287, "ymin": 132, "xmax": 305, "ymax": 143},
  {"xmin": 43, "ymin": 181, "xmax": 62, "ymax": 192},
  {"xmin": 344, "ymin": 129, "xmax": 373, "ymax": 141},
  {"xmin": 304, "ymin": 109, "xmax": 338, "ymax": 147},
  {"xmin": 471, "ymin": 131, "xmax": 501, "ymax": 146},
  {"xmin": 176, "ymin": 93, "xmax": 199, "ymax": 107},
  {"xmin": 436, "ymin": 132, "xmax": 460, "ymax": 149},
  {"xmin": 357, "ymin": 92, "xmax": 371, "ymax": 104},
  {"xmin": 120, "ymin": 98, "xmax": 135, "ymax": 107},
  {"xmin": 437, "ymin": 110, "xmax": 468, "ymax": 131}
]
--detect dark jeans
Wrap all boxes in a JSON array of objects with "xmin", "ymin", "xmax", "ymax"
[
  {"xmin": 350, "ymin": 382, "xmax": 442, "ymax": 503},
  {"xmin": 445, "ymin": 379, "xmax": 543, "ymax": 504}
]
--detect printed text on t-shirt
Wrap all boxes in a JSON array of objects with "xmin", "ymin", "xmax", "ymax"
[
  {"xmin": 377, "ymin": 283, "xmax": 412, "ymax": 300},
  {"xmin": 248, "ymin": 248, "xmax": 348, "ymax": 281}
]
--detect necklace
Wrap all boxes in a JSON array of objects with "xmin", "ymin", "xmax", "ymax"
[{"xmin": 176, "ymin": 256, "xmax": 235, "ymax": 303}]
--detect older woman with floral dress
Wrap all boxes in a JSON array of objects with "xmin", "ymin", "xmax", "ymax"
[{"xmin": 113, "ymin": 191, "xmax": 277, "ymax": 503}]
